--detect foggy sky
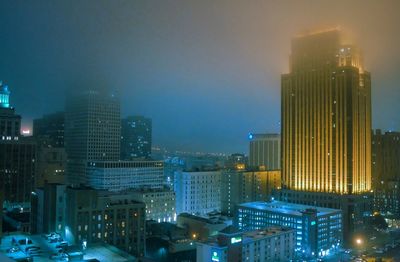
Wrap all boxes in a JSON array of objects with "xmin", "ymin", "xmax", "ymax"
[{"xmin": 1, "ymin": 0, "xmax": 399, "ymax": 154}]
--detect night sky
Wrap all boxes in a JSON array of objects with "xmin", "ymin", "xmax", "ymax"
[{"xmin": 1, "ymin": 0, "xmax": 399, "ymax": 154}]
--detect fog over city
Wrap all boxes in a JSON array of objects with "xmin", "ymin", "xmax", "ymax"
[{"xmin": 1, "ymin": 0, "xmax": 399, "ymax": 153}]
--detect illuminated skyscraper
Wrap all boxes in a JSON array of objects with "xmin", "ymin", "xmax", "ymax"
[
  {"xmin": 281, "ymin": 29, "xmax": 371, "ymax": 194},
  {"xmin": 277, "ymin": 29, "xmax": 373, "ymax": 241}
]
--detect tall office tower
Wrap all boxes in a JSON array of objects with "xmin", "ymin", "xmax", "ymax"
[
  {"xmin": 0, "ymin": 83, "xmax": 36, "ymax": 206},
  {"xmin": 372, "ymin": 129, "xmax": 400, "ymax": 217},
  {"xmin": 0, "ymin": 82, "xmax": 21, "ymax": 141},
  {"xmin": 33, "ymin": 112, "xmax": 65, "ymax": 147},
  {"xmin": 65, "ymin": 89, "xmax": 120, "ymax": 186},
  {"xmin": 282, "ymin": 29, "xmax": 371, "ymax": 193},
  {"xmin": 279, "ymin": 29, "xmax": 372, "ymax": 241},
  {"xmin": 121, "ymin": 116, "xmax": 152, "ymax": 160},
  {"xmin": 248, "ymin": 133, "xmax": 280, "ymax": 170}
]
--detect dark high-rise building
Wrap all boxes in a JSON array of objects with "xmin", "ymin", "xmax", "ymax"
[
  {"xmin": 0, "ymin": 82, "xmax": 20, "ymax": 141},
  {"xmin": 0, "ymin": 139, "xmax": 36, "ymax": 204},
  {"xmin": 278, "ymin": 29, "xmax": 373, "ymax": 242},
  {"xmin": 33, "ymin": 112, "xmax": 67, "ymax": 187},
  {"xmin": 65, "ymin": 89, "xmax": 120, "ymax": 186},
  {"xmin": 33, "ymin": 112, "xmax": 65, "ymax": 147},
  {"xmin": 372, "ymin": 129, "xmax": 400, "ymax": 217},
  {"xmin": 0, "ymin": 83, "xmax": 36, "ymax": 205},
  {"xmin": 121, "ymin": 116, "xmax": 152, "ymax": 160}
]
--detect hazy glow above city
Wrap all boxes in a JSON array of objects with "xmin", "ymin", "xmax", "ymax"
[{"xmin": 1, "ymin": 0, "xmax": 399, "ymax": 153}]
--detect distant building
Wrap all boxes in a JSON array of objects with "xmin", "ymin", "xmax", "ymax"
[
  {"xmin": 129, "ymin": 188, "xmax": 176, "ymax": 223},
  {"xmin": 196, "ymin": 226, "xmax": 295, "ymax": 262},
  {"xmin": 65, "ymin": 89, "xmax": 120, "ymax": 186},
  {"xmin": 35, "ymin": 146, "xmax": 66, "ymax": 187},
  {"xmin": 225, "ymin": 153, "xmax": 247, "ymax": 170},
  {"xmin": 235, "ymin": 201, "xmax": 342, "ymax": 258},
  {"xmin": 65, "ymin": 187, "xmax": 146, "ymax": 258},
  {"xmin": 248, "ymin": 133, "xmax": 280, "ymax": 170},
  {"xmin": 0, "ymin": 82, "xmax": 20, "ymax": 141},
  {"xmin": 372, "ymin": 129, "xmax": 400, "ymax": 217},
  {"xmin": 174, "ymin": 171, "xmax": 221, "ymax": 215},
  {"xmin": 121, "ymin": 116, "xmax": 152, "ymax": 160},
  {"xmin": 33, "ymin": 112, "xmax": 65, "ymax": 147},
  {"xmin": 221, "ymin": 170, "xmax": 281, "ymax": 216},
  {"xmin": 86, "ymin": 160, "xmax": 165, "ymax": 192}
]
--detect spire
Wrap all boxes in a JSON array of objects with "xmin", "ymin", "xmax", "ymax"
[{"xmin": 0, "ymin": 81, "xmax": 11, "ymax": 108}]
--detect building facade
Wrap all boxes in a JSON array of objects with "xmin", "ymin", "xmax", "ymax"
[
  {"xmin": 372, "ymin": 129, "xmax": 400, "ymax": 217},
  {"xmin": 174, "ymin": 171, "xmax": 221, "ymax": 215},
  {"xmin": 65, "ymin": 187, "xmax": 146, "ymax": 258},
  {"xmin": 121, "ymin": 116, "xmax": 152, "ymax": 160},
  {"xmin": 221, "ymin": 169, "xmax": 281, "ymax": 216},
  {"xmin": 129, "ymin": 188, "xmax": 176, "ymax": 223},
  {"xmin": 86, "ymin": 160, "xmax": 165, "ymax": 192},
  {"xmin": 196, "ymin": 226, "xmax": 295, "ymax": 262},
  {"xmin": 281, "ymin": 29, "xmax": 371, "ymax": 194},
  {"xmin": 0, "ymin": 139, "xmax": 36, "ymax": 205},
  {"xmin": 65, "ymin": 89, "xmax": 120, "ymax": 186},
  {"xmin": 235, "ymin": 201, "xmax": 342, "ymax": 258},
  {"xmin": 248, "ymin": 133, "xmax": 280, "ymax": 170},
  {"xmin": 31, "ymin": 183, "xmax": 67, "ymax": 235}
]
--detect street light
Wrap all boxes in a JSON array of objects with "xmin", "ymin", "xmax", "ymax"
[{"xmin": 356, "ymin": 238, "xmax": 363, "ymax": 245}]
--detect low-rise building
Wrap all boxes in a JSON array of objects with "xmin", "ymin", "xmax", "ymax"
[
  {"xmin": 65, "ymin": 187, "xmax": 146, "ymax": 258},
  {"xmin": 235, "ymin": 201, "xmax": 342, "ymax": 258},
  {"xmin": 196, "ymin": 226, "xmax": 295, "ymax": 262},
  {"xmin": 129, "ymin": 188, "xmax": 176, "ymax": 222},
  {"xmin": 177, "ymin": 213, "xmax": 230, "ymax": 240}
]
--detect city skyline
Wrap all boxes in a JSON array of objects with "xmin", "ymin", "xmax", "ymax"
[{"xmin": 1, "ymin": 0, "xmax": 400, "ymax": 154}]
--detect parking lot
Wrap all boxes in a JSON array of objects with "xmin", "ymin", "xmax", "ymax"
[{"xmin": 0, "ymin": 232, "xmax": 77, "ymax": 261}]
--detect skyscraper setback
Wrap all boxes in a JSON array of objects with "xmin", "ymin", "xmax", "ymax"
[{"xmin": 281, "ymin": 29, "xmax": 372, "ymax": 194}]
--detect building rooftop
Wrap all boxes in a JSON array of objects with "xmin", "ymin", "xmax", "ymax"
[
  {"xmin": 199, "ymin": 226, "xmax": 294, "ymax": 248},
  {"xmin": 0, "ymin": 233, "xmax": 136, "ymax": 262},
  {"xmin": 242, "ymin": 226, "xmax": 295, "ymax": 243},
  {"xmin": 238, "ymin": 200, "xmax": 341, "ymax": 216}
]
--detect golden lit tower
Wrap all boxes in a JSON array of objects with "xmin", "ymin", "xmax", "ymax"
[{"xmin": 281, "ymin": 29, "xmax": 371, "ymax": 194}]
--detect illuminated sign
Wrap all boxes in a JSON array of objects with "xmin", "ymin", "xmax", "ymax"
[
  {"xmin": 211, "ymin": 251, "xmax": 220, "ymax": 262},
  {"xmin": 311, "ymin": 221, "xmax": 316, "ymax": 226},
  {"xmin": 231, "ymin": 236, "xmax": 242, "ymax": 244},
  {"xmin": 248, "ymin": 133, "xmax": 253, "ymax": 140}
]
